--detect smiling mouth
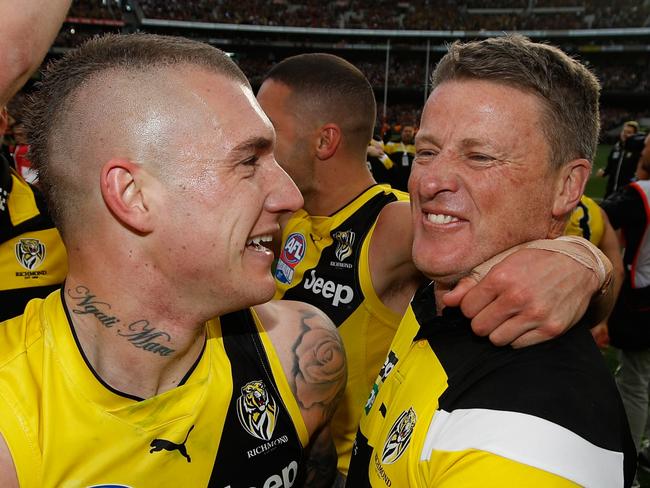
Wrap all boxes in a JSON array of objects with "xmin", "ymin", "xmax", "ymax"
[
  {"xmin": 246, "ymin": 234, "xmax": 273, "ymax": 252},
  {"xmin": 426, "ymin": 213, "xmax": 460, "ymax": 224}
]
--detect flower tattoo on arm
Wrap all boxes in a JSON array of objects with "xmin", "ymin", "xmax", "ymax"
[{"xmin": 291, "ymin": 309, "xmax": 347, "ymax": 421}]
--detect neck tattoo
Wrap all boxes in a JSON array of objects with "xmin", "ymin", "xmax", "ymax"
[{"xmin": 67, "ymin": 285, "xmax": 176, "ymax": 357}]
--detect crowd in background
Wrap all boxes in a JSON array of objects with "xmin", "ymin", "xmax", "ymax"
[
  {"xmin": 23, "ymin": 0, "xmax": 650, "ymax": 156},
  {"xmin": 66, "ymin": 0, "xmax": 650, "ymax": 29},
  {"xmin": 134, "ymin": 0, "xmax": 650, "ymax": 30}
]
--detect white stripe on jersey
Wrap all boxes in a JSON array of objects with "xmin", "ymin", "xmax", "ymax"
[{"xmin": 421, "ymin": 408, "xmax": 624, "ymax": 488}]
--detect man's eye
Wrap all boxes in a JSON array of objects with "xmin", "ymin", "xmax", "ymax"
[
  {"xmin": 241, "ymin": 156, "xmax": 259, "ymax": 167},
  {"xmin": 414, "ymin": 149, "xmax": 437, "ymax": 161},
  {"xmin": 469, "ymin": 153, "xmax": 494, "ymax": 162}
]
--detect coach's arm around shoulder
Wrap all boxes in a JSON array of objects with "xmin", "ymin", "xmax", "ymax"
[{"xmin": 254, "ymin": 300, "xmax": 347, "ymax": 487}]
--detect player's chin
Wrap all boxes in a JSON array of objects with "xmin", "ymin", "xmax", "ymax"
[
  {"xmin": 240, "ymin": 252, "xmax": 277, "ymax": 298},
  {"xmin": 412, "ymin": 246, "xmax": 472, "ymax": 284},
  {"xmin": 249, "ymin": 272, "xmax": 277, "ymax": 303}
]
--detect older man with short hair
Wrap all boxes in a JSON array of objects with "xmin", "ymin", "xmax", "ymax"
[{"xmin": 348, "ymin": 35, "xmax": 635, "ymax": 487}]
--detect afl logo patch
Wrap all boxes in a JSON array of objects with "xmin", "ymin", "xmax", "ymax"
[
  {"xmin": 237, "ymin": 380, "xmax": 279, "ymax": 441},
  {"xmin": 15, "ymin": 237, "xmax": 46, "ymax": 270},
  {"xmin": 381, "ymin": 407, "xmax": 417, "ymax": 465},
  {"xmin": 275, "ymin": 233, "xmax": 306, "ymax": 284}
]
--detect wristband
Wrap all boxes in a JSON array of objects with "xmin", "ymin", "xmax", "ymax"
[{"xmin": 470, "ymin": 236, "xmax": 612, "ymax": 295}]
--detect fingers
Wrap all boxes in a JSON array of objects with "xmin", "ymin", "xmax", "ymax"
[
  {"xmin": 468, "ymin": 298, "xmax": 521, "ymax": 341},
  {"xmin": 442, "ymin": 276, "xmax": 479, "ymax": 308},
  {"xmin": 457, "ymin": 265, "xmax": 520, "ymax": 322},
  {"xmin": 509, "ymin": 329, "xmax": 553, "ymax": 349},
  {"xmin": 480, "ymin": 315, "xmax": 560, "ymax": 348},
  {"xmin": 448, "ymin": 246, "xmax": 597, "ymax": 348}
]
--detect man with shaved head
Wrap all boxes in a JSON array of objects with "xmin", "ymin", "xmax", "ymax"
[
  {"xmin": 0, "ymin": 34, "xmax": 346, "ymax": 487},
  {"xmin": 258, "ymin": 52, "xmax": 618, "ymax": 482}
]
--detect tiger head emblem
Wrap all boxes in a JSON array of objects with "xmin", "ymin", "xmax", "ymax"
[
  {"xmin": 236, "ymin": 380, "xmax": 278, "ymax": 441},
  {"xmin": 15, "ymin": 238, "xmax": 46, "ymax": 271},
  {"xmin": 381, "ymin": 407, "xmax": 417, "ymax": 464},
  {"xmin": 333, "ymin": 230, "xmax": 355, "ymax": 262}
]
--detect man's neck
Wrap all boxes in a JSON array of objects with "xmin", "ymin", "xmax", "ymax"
[
  {"xmin": 433, "ymin": 281, "xmax": 454, "ymax": 316},
  {"xmin": 63, "ymin": 279, "xmax": 208, "ymax": 399},
  {"xmin": 302, "ymin": 156, "xmax": 376, "ymax": 216}
]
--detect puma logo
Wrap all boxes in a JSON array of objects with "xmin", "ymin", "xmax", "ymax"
[{"xmin": 149, "ymin": 425, "xmax": 194, "ymax": 462}]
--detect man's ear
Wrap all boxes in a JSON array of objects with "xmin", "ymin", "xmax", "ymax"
[
  {"xmin": 552, "ymin": 158, "xmax": 591, "ymax": 219},
  {"xmin": 315, "ymin": 124, "xmax": 341, "ymax": 161},
  {"xmin": 100, "ymin": 159, "xmax": 154, "ymax": 234}
]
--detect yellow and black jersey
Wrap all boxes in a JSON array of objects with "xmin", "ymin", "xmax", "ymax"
[
  {"xmin": 274, "ymin": 184, "xmax": 408, "ymax": 475},
  {"xmin": 382, "ymin": 142, "xmax": 416, "ymax": 192},
  {"xmin": 0, "ymin": 289, "xmax": 308, "ymax": 487},
  {"xmin": 565, "ymin": 195, "xmax": 605, "ymax": 245},
  {"xmin": 347, "ymin": 283, "xmax": 636, "ymax": 488},
  {"xmin": 0, "ymin": 156, "xmax": 67, "ymax": 321}
]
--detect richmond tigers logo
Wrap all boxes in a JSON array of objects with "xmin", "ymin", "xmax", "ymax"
[
  {"xmin": 333, "ymin": 230, "xmax": 355, "ymax": 262},
  {"xmin": 15, "ymin": 237, "xmax": 46, "ymax": 270},
  {"xmin": 236, "ymin": 380, "xmax": 279, "ymax": 441},
  {"xmin": 381, "ymin": 407, "xmax": 417, "ymax": 464}
]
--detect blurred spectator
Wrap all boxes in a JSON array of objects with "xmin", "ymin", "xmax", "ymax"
[
  {"xmin": 383, "ymin": 124, "xmax": 416, "ymax": 191},
  {"xmin": 598, "ymin": 121, "xmax": 645, "ymax": 197},
  {"xmin": 601, "ymin": 134, "xmax": 650, "ymax": 461},
  {"xmin": 9, "ymin": 123, "xmax": 37, "ymax": 184},
  {"xmin": 366, "ymin": 138, "xmax": 398, "ymax": 187}
]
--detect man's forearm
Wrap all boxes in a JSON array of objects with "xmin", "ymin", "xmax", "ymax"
[
  {"xmin": 0, "ymin": 0, "xmax": 72, "ymax": 106},
  {"xmin": 302, "ymin": 426, "xmax": 338, "ymax": 488}
]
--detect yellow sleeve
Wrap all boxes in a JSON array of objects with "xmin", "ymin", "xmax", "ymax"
[{"xmin": 429, "ymin": 450, "xmax": 580, "ymax": 487}]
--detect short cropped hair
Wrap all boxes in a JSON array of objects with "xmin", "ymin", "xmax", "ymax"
[
  {"xmin": 431, "ymin": 35, "xmax": 601, "ymax": 169},
  {"xmin": 624, "ymin": 121, "xmax": 640, "ymax": 133},
  {"xmin": 25, "ymin": 33, "xmax": 248, "ymax": 230},
  {"xmin": 262, "ymin": 53, "xmax": 376, "ymax": 154}
]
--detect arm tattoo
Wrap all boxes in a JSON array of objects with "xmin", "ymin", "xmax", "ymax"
[
  {"xmin": 332, "ymin": 471, "xmax": 346, "ymax": 488},
  {"xmin": 290, "ymin": 310, "xmax": 347, "ymax": 421},
  {"xmin": 67, "ymin": 285, "xmax": 175, "ymax": 357},
  {"xmin": 302, "ymin": 429, "xmax": 338, "ymax": 488}
]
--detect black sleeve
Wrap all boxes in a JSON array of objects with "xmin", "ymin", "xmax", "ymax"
[{"xmin": 601, "ymin": 185, "xmax": 645, "ymax": 230}]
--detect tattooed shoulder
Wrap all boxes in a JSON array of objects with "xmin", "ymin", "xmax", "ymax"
[{"xmin": 289, "ymin": 306, "xmax": 347, "ymax": 422}]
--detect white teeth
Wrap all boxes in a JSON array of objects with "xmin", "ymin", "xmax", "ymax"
[
  {"xmin": 426, "ymin": 213, "xmax": 459, "ymax": 224},
  {"xmin": 247, "ymin": 235, "xmax": 273, "ymax": 247}
]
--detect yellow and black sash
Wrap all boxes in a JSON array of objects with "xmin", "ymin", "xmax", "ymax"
[{"xmin": 209, "ymin": 309, "xmax": 305, "ymax": 487}]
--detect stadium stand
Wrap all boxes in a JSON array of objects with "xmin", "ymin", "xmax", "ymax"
[{"xmin": 10, "ymin": 0, "xmax": 650, "ymax": 159}]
